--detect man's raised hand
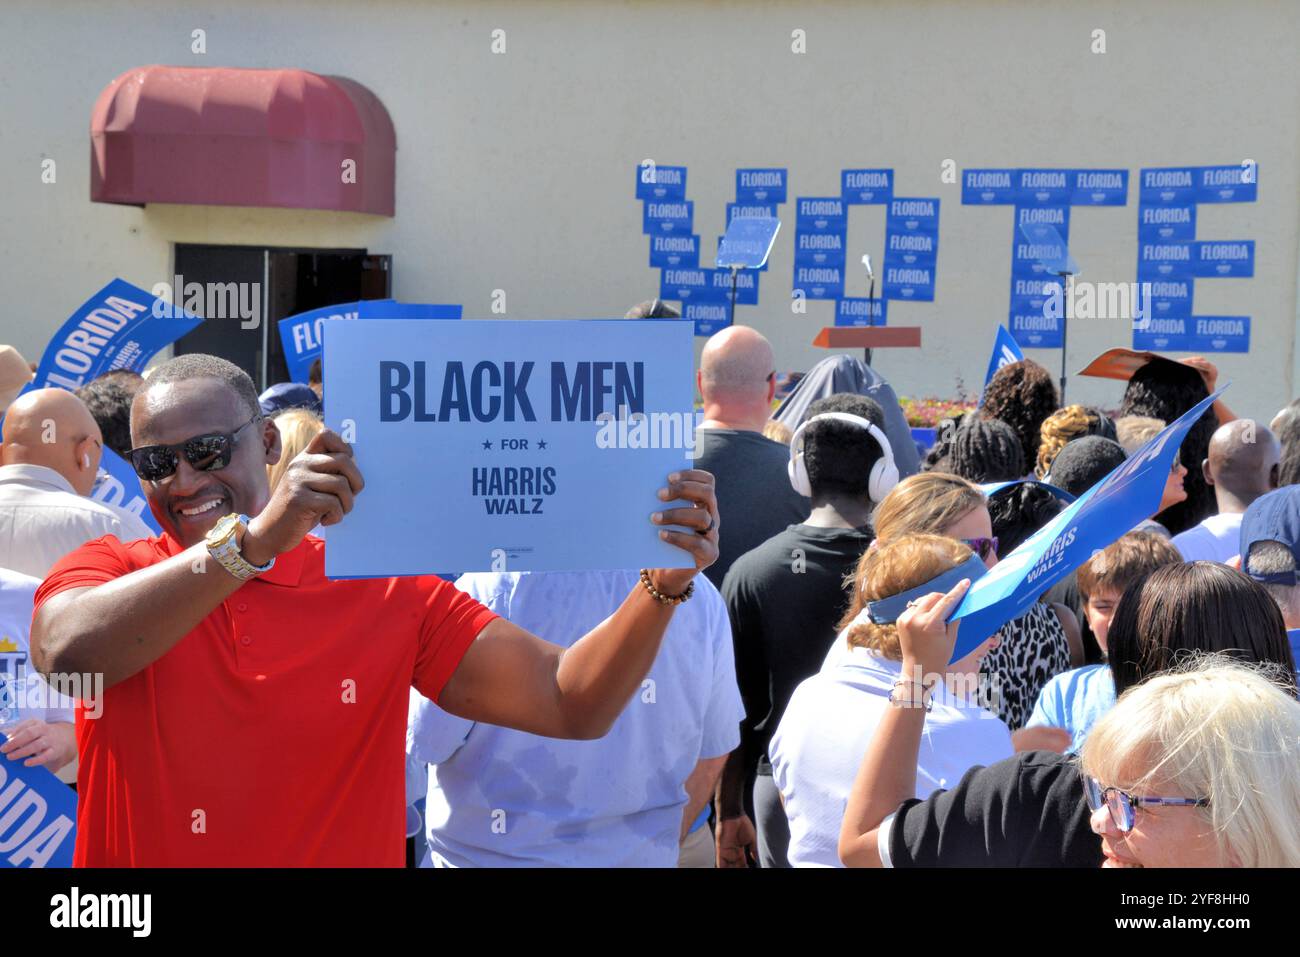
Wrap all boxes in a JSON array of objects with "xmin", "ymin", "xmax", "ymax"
[
  {"xmin": 895, "ymin": 579, "xmax": 972, "ymax": 680},
  {"xmin": 243, "ymin": 429, "xmax": 364, "ymax": 565}
]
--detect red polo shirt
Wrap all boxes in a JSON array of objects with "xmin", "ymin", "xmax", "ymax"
[{"xmin": 33, "ymin": 533, "xmax": 496, "ymax": 867}]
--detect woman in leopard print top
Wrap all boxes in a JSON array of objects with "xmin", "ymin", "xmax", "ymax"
[{"xmin": 871, "ymin": 473, "xmax": 1082, "ymax": 729}]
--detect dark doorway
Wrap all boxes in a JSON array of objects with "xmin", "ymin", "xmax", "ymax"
[{"xmin": 171, "ymin": 245, "xmax": 392, "ymax": 391}]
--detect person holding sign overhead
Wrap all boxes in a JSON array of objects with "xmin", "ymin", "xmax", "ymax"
[
  {"xmin": 836, "ymin": 562, "xmax": 1295, "ymax": 868},
  {"xmin": 769, "ymin": 535, "xmax": 1013, "ymax": 867},
  {"xmin": 29, "ymin": 354, "xmax": 720, "ymax": 867},
  {"xmin": 863, "ymin": 472, "xmax": 1082, "ymax": 730}
]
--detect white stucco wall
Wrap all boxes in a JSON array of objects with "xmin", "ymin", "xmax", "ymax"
[{"xmin": 1, "ymin": 0, "xmax": 1296, "ymax": 418}]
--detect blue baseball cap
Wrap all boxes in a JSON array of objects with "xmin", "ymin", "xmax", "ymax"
[
  {"xmin": 1240, "ymin": 486, "xmax": 1300, "ymax": 585},
  {"xmin": 258, "ymin": 381, "xmax": 321, "ymax": 417}
]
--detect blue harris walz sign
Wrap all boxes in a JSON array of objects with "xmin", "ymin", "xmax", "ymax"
[
  {"xmin": 948, "ymin": 389, "xmax": 1224, "ymax": 660},
  {"xmin": 30, "ymin": 279, "xmax": 203, "ymax": 392},
  {"xmin": 323, "ymin": 319, "xmax": 696, "ymax": 577}
]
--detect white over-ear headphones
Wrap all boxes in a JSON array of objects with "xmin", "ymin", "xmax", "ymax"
[{"xmin": 787, "ymin": 412, "xmax": 899, "ymax": 502}]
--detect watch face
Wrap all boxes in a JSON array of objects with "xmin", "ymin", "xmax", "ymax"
[{"xmin": 207, "ymin": 513, "xmax": 238, "ymax": 543}]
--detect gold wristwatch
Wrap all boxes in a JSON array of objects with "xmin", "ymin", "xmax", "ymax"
[{"xmin": 205, "ymin": 513, "xmax": 275, "ymax": 581}]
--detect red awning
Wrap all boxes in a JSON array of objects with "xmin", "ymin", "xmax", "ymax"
[{"xmin": 91, "ymin": 66, "xmax": 396, "ymax": 216}]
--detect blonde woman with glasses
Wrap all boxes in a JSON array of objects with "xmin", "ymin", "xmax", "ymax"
[{"xmin": 1082, "ymin": 654, "xmax": 1300, "ymax": 868}]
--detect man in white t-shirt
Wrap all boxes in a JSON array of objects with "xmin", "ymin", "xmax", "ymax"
[
  {"xmin": 407, "ymin": 569, "xmax": 743, "ymax": 868},
  {"xmin": 1172, "ymin": 419, "xmax": 1279, "ymax": 564}
]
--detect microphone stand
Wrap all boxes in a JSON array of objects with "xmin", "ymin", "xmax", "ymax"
[
  {"xmin": 728, "ymin": 265, "xmax": 740, "ymax": 328},
  {"xmin": 862, "ymin": 253, "xmax": 876, "ymax": 365},
  {"xmin": 1057, "ymin": 270, "xmax": 1073, "ymax": 401}
]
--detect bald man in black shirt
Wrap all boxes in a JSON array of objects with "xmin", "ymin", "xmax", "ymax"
[{"xmin": 692, "ymin": 325, "xmax": 806, "ymax": 590}]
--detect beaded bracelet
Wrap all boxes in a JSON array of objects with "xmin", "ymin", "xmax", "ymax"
[{"xmin": 639, "ymin": 568, "xmax": 695, "ymax": 605}]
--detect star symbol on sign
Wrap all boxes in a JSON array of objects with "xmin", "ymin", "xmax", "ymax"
[
  {"xmin": 537, "ymin": 440, "xmax": 548, "ymax": 450},
  {"xmin": 482, "ymin": 440, "xmax": 492, "ymax": 450}
]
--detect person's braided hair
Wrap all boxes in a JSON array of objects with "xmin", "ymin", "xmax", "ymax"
[
  {"xmin": 979, "ymin": 359, "xmax": 1059, "ymax": 468},
  {"xmin": 947, "ymin": 417, "xmax": 1026, "ymax": 483}
]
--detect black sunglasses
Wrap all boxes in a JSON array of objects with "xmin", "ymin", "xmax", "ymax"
[
  {"xmin": 128, "ymin": 417, "xmax": 261, "ymax": 482},
  {"xmin": 962, "ymin": 536, "xmax": 1000, "ymax": 561}
]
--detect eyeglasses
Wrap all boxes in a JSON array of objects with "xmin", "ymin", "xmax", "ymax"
[
  {"xmin": 127, "ymin": 417, "xmax": 261, "ymax": 482},
  {"xmin": 1083, "ymin": 776, "xmax": 1209, "ymax": 833},
  {"xmin": 962, "ymin": 536, "xmax": 999, "ymax": 561}
]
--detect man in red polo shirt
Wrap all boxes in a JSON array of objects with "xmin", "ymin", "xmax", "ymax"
[{"xmin": 30, "ymin": 354, "xmax": 718, "ymax": 867}]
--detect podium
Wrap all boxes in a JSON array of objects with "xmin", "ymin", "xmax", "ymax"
[{"xmin": 813, "ymin": 326, "xmax": 921, "ymax": 364}]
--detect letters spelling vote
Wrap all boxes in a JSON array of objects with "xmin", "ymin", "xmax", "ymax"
[{"xmin": 379, "ymin": 360, "xmax": 645, "ymax": 423}]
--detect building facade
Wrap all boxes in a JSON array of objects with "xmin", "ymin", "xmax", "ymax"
[{"xmin": 2, "ymin": 0, "xmax": 1296, "ymax": 417}]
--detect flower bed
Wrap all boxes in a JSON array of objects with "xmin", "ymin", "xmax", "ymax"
[{"xmin": 899, "ymin": 396, "xmax": 977, "ymax": 429}]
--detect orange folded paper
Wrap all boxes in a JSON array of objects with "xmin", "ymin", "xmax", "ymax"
[{"xmin": 1076, "ymin": 347, "xmax": 1196, "ymax": 382}]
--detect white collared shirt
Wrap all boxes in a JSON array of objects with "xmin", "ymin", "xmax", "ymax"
[
  {"xmin": 0, "ymin": 464, "xmax": 147, "ymax": 578},
  {"xmin": 770, "ymin": 645, "xmax": 1014, "ymax": 867}
]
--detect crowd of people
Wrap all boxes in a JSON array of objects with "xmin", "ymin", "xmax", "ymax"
[{"xmin": 2, "ymin": 309, "xmax": 1299, "ymax": 870}]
